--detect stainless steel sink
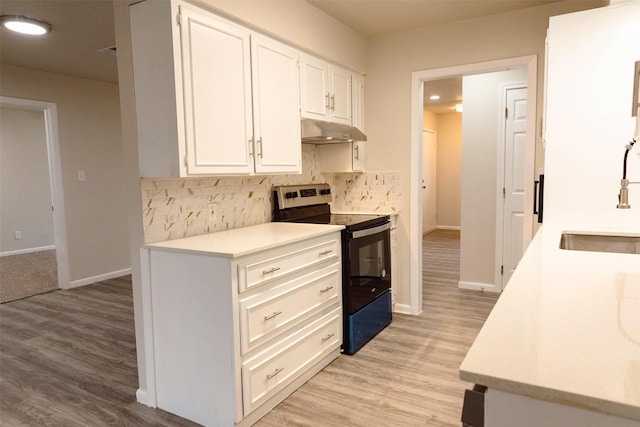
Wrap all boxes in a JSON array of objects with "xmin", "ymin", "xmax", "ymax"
[{"xmin": 559, "ymin": 232, "xmax": 640, "ymax": 254}]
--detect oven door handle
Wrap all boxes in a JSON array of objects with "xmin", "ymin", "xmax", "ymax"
[{"xmin": 351, "ymin": 221, "xmax": 391, "ymax": 239}]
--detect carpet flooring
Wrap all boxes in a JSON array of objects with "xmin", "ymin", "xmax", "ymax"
[{"xmin": 0, "ymin": 250, "xmax": 58, "ymax": 303}]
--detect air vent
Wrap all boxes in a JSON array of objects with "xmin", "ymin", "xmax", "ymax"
[{"xmin": 97, "ymin": 44, "xmax": 117, "ymax": 55}]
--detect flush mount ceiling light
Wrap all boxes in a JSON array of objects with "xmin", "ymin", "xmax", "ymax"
[
  {"xmin": 429, "ymin": 95, "xmax": 440, "ymax": 100},
  {"xmin": 1, "ymin": 15, "xmax": 52, "ymax": 36}
]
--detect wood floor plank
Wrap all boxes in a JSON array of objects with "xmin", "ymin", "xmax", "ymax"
[
  {"xmin": 255, "ymin": 230, "xmax": 499, "ymax": 427},
  {"xmin": 0, "ymin": 231, "xmax": 498, "ymax": 426}
]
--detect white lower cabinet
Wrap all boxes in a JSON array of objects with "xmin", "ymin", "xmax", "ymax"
[
  {"xmin": 144, "ymin": 231, "xmax": 342, "ymax": 427},
  {"xmin": 241, "ymin": 307, "xmax": 341, "ymax": 415}
]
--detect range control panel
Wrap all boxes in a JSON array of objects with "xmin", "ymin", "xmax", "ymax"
[{"xmin": 274, "ymin": 183, "xmax": 332, "ymax": 209}]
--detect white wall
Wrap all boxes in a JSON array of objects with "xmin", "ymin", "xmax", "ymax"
[
  {"xmin": 0, "ymin": 65, "xmax": 131, "ymax": 283},
  {"xmin": 544, "ymin": 1, "xmax": 640, "ymax": 230},
  {"xmin": 460, "ymin": 69, "xmax": 527, "ymax": 287},
  {"xmin": 203, "ymin": 0, "xmax": 367, "ymax": 73},
  {"xmin": 365, "ymin": 1, "xmax": 606, "ymax": 305},
  {"xmin": 436, "ymin": 112, "xmax": 462, "ymax": 228},
  {"xmin": 0, "ymin": 106, "xmax": 54, "ymax": 253}
]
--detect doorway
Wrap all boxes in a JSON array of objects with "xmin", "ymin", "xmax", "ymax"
[
  {"xmin": 0, "ymin": 96, "xmax": 70, "ymax": 298},
  {"xmin": 409, "ymin": 56, "xmax": 537, "ymax": 314}
]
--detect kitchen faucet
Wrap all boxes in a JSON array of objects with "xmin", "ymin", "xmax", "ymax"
[{"xmin": 617, "ymin": 138, "xmax": 638, "ymax": 209}]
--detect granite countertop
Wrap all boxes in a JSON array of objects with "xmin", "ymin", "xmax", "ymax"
[
  {"xmin": 144, "ymin": 222, "xmax": 344, "ymax": 258},
  {"xmin": 460, "ymin": 226, "xmax": 640, "ymax": 421}
]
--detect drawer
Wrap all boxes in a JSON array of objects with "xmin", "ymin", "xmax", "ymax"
[
  {"xmin": 241, "ymin": 307, "xmax": 341, "ymax": 416},
  {"xmin": 237, "ymin": 237, "xmax": 339, "ymax": 292},
  {"xmin": 239, "ymin": 265, "xmax": 340, "ymax": 354}
]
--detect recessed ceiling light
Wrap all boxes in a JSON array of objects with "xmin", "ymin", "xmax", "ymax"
[
  {"xmin": 429, "ymin": 95, "xmax": 440, "ymax": 100},
  {"xmin": 1, "ymin": 15, "xmax": 51, "ymax": 36}
]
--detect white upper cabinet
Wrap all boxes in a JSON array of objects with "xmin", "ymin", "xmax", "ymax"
[
  {"xmin": 130, "ymin": 0, "xmax": 301, "ymax": 177},
  {"xmin": 251, "ymin": 35, "xmax": 301, "ymax": 174},
  {"xmin": 329, "ymin": 65, "xmax": 352, "ymax": 125},
  {"xmin": 352, "ymin": 72, "xmax": 365, "ymax": 132},
  {"xmin": 299, "ymin": 54, "xmax": 329, "ymax": 121},
  {"xmin": 179, "ymin": 6, "xmax": 253, "ymax": 175},
  {"xmin": 300, "ymin": 54, "xmax": 353, "ymax": 126}
]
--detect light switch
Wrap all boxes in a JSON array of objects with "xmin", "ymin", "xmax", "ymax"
[{"xmin": 77, "ymin": 170, "xmax": 86, "ymax": 182}]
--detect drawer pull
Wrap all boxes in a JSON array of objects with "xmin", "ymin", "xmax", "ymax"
[
  {"xmin": 264, "ymin": 311, "xmax": 282, "ymax": 321},
  {"xmin": 262, "ymin": 267, "xmax": 281, "ymax": 275},
  {"xmin": 321, "ymin": 333, "xmax": 335, "ymax": 343},
  {"xmin": 266, "ymin": 367, "xmax": 284, "ymax": 380},
  {"xmin": 320, "ymin": 286, "xmax": 334, "ymax": 293},
  {"xmin": 319, "ymin": 250, "xmax": 333, "ymax": 256}
]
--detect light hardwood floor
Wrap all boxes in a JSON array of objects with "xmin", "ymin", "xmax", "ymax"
[{"xmin": 0, "ymin": 230, "xmax": 499, "ymax": 426}]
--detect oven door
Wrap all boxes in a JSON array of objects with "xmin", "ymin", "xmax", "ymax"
[{"xmin": 344, "ymin": 221, "xmax": 392, "ymax": 314}]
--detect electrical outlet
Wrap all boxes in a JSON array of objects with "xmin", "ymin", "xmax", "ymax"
[
  {"xmin": 14, "ymin": 231, "xmax": 22, "ymax": 240},
  {"xmin": 207, "ymin": 203, "xmax": 217, "ymax": 221},
  {"xmin": 77, "ymin": 170, "xmax": 86, "ymax": 182}
]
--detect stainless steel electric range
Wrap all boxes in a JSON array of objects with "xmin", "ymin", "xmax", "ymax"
[{"xmin": 273, "ymin": 183, "xmax": 392, "ymax": 355}]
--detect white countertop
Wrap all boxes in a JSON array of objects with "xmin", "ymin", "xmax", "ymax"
[
  {"xmin": 460, "ymin": 226, "xmax": 640, "ymax": 421},
  {"xmin": 144, "ymin": 222, "xmax": 344, "ymax": 258}
]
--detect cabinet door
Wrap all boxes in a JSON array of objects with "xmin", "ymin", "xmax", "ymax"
[
  {"xmin": 179, "ymin": 6, "xmax": 254, "ymax": 175},
  {"xmin": 329, "ymin": 65, "xmax": 352, "ymax": 125},
  {"xmin": 299, "ymin": 54, "xmax": 329, "ymax": 121},
  {"xmin": 352, "ymin": 72, "xmax": 365, "ymax": 131},
  {"xmin": 352, "ymin": 141, "xmax": 365, "ymax": 172},
  {"xmin": 251, "ymin": 35, "xmax": 302, "ymax": 174}
]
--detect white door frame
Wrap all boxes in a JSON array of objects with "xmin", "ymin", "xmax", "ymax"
[
  {"xmin": 422, "ymin": 128, "xmax": 437, "ymax": 235},
  {"xmin": 410, "ymin": 55, "xmax": 537, "ymax": 314},
  {"xmin": 495, "ymin": 83, "xmax": 527, "ymax": 291},
  {"xmin": 1, "ymin": 96, "xmax": 71, "ymax": 289}
]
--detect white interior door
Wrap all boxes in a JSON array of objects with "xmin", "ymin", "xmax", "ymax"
[
  {"xmin": 422, "ymin": 130, "xmax": 437, "ymax": 234},
  {"xmin": 501, "ymin": 86, "xmax": 527, "ymax": 287}
]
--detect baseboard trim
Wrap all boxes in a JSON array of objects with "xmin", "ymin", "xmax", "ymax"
[
  {"xmin": 67, "ymin": 268, "xmax": 132, "ymax": 289},
  {"xmin": 437, "ymin": 225, "xmax": 461, "ymax": 230},
  {"xmin": 393, "ymin": 303, "xmax": 413, "ymax": 314},
  {"xmin": 0, "ymin": 245, "xmax": 55, "ymax": 257},
  {"xmin": 458, "ymin": 280, "xmax": 501, "ymax": 293},
  {"xmin": 136, "ymin": 388, "xmax": 155, "ymax": 407}
]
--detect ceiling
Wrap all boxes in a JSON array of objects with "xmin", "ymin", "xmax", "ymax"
[
  {"xmin": 0, "ymin": 0, "xmax": 118, "ymax": 83},
  {"xmin": 0, "ymin": 0, "xmax": 598, "ymax": 109},
  {"xmin": 423, "ymin": 77, "xmax": 463, "ymax": 114},
  {"xmin": 307, "ymin": 0, "xmax": 566, "ymax": 38}
]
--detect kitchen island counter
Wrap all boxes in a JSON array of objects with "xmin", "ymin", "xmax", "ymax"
[
  {"xmin": 460, "ymin": 226, "xmax": 640, "ymax": 423},
  {"xmin": 145, "ymin": 222, "xmax": 344, "ymax": 258}
]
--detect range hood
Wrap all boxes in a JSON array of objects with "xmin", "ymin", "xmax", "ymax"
[{"xmin": 301, "ymin": 118, "xmax": 367, "ymax": 143}]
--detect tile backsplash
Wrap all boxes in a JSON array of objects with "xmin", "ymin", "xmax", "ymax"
[
  {"xmin": 141, "ymin": 144, "xmax": 401, "ymax": 243},
  {"xmin": 330, "ymin": 172, "xmax": 401, "ymax": 214}
]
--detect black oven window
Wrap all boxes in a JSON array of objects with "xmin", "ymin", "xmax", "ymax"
[{"xmin": 347, "ymin": 229, "xmax": 391, "ymax": 313}]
